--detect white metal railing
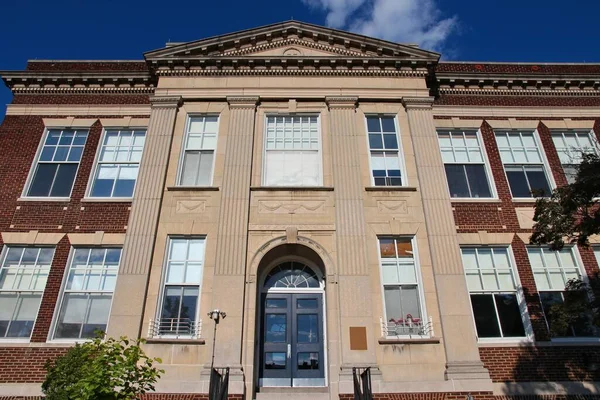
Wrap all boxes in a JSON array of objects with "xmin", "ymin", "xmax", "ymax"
[
  {"xmin": 380, "ymin": 316, "xmax": 434, "ymax": 338},
  {"xmin": 148, "ymin": 318, "xmax": 202, "ymax": 339}
]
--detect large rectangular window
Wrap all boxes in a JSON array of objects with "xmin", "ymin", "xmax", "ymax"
[
  {"xmin": 263, "ymin": 116, "xmax": 320, "ymax": 186},
  {"xmin": 90, "ymin": 130, "xmax": 146, "ymax": 198},
  {"xmin": 53, "ymin": 248, "xmax": 121, "ymax": 340},
  {"xmin": 157, "ymin": 238, "xmax": 205, "ymax": 337},
  {"xmin": 367, "ymin": 116, "xmax": 404, "ymax": 186},
  {"xmin": 26, "ymin": 129, "xmax": 88, "ymax": 197},
  {"xmin": 438, "ymin": 130, "xmax": 493, "ymax": 198},
  {"xmin": 527, "ymin": 247, "xmax": 597, "ymax": 337},
  {"xmin": 378, "ymin": 237, "xmax": 424, "ymax": 336},
  {"xmin": 551, "ymin": 131, "xmax": 599, "ymax": 184},
  {"xmin": 179, "ymin": 116, "xmax": 218, "ymax": 186},
  {"xmin": 0, "ymin": 247, "xmax": 54, "ymax": 339},
  {"xmin": 594, "ymin": 247, "xmax": 600, "ymax": 266},
  {"xmin": 495, "ymin": 131, "xmax": 552, "ymax": 198},
  {"xmin": 461, "ymin": 247, "xmax": 527, "ymax": 339}
]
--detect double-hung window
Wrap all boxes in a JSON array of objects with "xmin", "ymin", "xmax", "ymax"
[
  {"xmin": 527, "ymin": 247, "xmax": 597, "ymax": 337},
  {"xmin": 551, "ymin": 131, "xmax": 599, "ymax": 184},
  {"xmin": 54, "ymin": 248, "xmax": 121, "ymax": 339},
  {"xmin": 438, "ymin": 130, "xmax": 493, "ymax": 198},
  {"xmin": 378, "ymin": 237, "xmax": 425, "ymax": 336},
  {"xmin": 594, "ymin": 247, "xmax": 600, "ymax": 267},
  {"xmin": 0, "ymin": 247, "xmax": 54, "ymax": 339},
  {"xmin": 461, "ymin": 247, "xmax": 527, "ymax": 339},
  {"xmin": 263, "ymin": 115, "xmax": 321, "ymax": 186},
  {"xmin": 157, "ymin": 238, "xmax": 205, "ymax": 337},
  {"xmin": 495, "ymin": 131, "xmax": 552, "ymax": 198},
  {"xmin": 26, "ymin": 129, "xmax": 88, "ymax": 197},
  {"xmin": 367, "ymin": 116, "xmax": 403, "ymax": 186},
  {"xmin": 90, "ymin": 130, "xmax": 146, "ymax": 198},
  {"xmin": 179, "ymin": 116, "xmax": 218, "ymax": 186}
]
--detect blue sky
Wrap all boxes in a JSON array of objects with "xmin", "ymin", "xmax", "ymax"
[{"xmin": 1, "ymin": 0, "xmax": 600, "ymax": 122}]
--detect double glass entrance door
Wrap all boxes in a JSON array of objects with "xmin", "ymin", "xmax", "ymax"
[{"xmin": 260, "ymin": 293, "xmax": 325, "ymax": 387}]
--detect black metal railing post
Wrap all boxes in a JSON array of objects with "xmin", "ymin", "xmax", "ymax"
[
  {"xmin": 209, "ymin": 367, "xmax": 230, "ymax": 400},
  {"xmin": 353, "ymin": 367, "xmax": 372, "ymax": 400}
]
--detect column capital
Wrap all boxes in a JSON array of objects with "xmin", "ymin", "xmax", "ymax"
[
  {"xmin": 326, "ymin": 96, "xmax": 358, "ymax": 110},
  {"xmin": 402, "ymin": 96, "xmax": 435, "ymax": 110},
  {"xmin": 227, "ymin": 96, "xmax": 259, "ymax": 109},
  {"xmin": 149, "ymin": 95, "xmax": 182, "ymax": 109}
]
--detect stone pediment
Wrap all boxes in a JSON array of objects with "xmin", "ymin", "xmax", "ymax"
[{"xmin": 219, "ymin": 38, "xmax": 369, "ymax": 58}]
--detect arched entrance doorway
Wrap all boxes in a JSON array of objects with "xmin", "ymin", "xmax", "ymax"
[{"xmin": 256, "ymin": 250, "xmax": 327, "ymax": 388}]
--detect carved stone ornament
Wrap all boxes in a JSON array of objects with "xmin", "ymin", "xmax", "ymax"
[
  {"xmin": 227, "ymin": 96, "xmax": 260, "ymax": 109},
  {"xmin": 377, "ymin": 200, "xmax": 408, "ymax": 214},
  {"xmin": 175, "ymin": 200, "xmax": 206, "ymax": 214},
  {"xmin": 150, "ymin": 95, "xmax": 183, "ymax": 108},
  {"xmin": 401, "ymin": 96, "xmax": 434, "ymax": 110},
  {"xmin": 258, "ymin": 200, "xmax": 325, "ymax": 214},
  {"xmin": 283, "ymin": 47, "xmax": 303, "ymax": 56},
  {"xmin": 325, "ymin": 96, "xmax": 358, "ymax": 109}
]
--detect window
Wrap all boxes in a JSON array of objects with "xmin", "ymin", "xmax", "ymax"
[
  {"xmin": 594, "ymin": 247, "xmax": 600, "ymax": 267},
  {"xmin": 53, "ymin": 248, "xmax": 121, "ymax": 339},
  {"xmin": 0, "ymin": 247, "xmax": 54, "ymax": 339},
  {"xmin": 90, "ymin": 130, "xmax": 146, "ymax": 198},
  {"xmin": 157, "ymin": 238, "xmax": 205, "ymax": 337},
  {"xmin": 367, "ymin": 116, "xmax": 403, "ymax": 186},
  {"xmin": 438, "ymin": 130, "xmax": 493, "ymax": 198},
  {"xmin": 551, "ymin": 131, "xmax": 599, "ymax": 184},
  {"xmin": 26, "ymin": 129, "xmax": 88, "ymax": 197},
  {"xmin": 495, "ymin": 131, "xmax": 552, "ymax": 198},
  {"xmin": 461, "ymin": 247, "xmax": 527, "ymax": 339},
  {"xmin": 378, "ymin": 237, "xmax": 424, "ymax": 336},
  {"xmin": 263, "ymin": 116, "xmax": 320, "ymax": 186},
  {"xmin": 179, "ymin": 116, "xmax": 218, "ymax": 186},
  {"xmin": 527, "ymin": 247, "xmax": 596, "ymax": 337}
]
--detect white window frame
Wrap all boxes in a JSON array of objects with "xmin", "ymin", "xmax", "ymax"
[
  {"xmin": 86, "ymin": 128, "xmax": 147, "ymax": 199},
  {"xmin": 0, "ymin": 246, "xmax": 54, "ymax": 343},
  {"xmin": 365, "ymin": 115, "xmax": 408, "ymax": 187},
  {"xmin": 262, "ymin": 114, "xmax": 323, "ymax": 187},
  {"xmin": 176, "ymin": 115, "xmax": 220, "ymax": 187},
  {"xmin": 154, "ymin": 236, "xmax": 206, "ymax": 339},
  {"xmin": 594, "ymin": 246, "xmax": 600, "ymax": 268},
  {"xmin": 22, "ymin": 128, "xmax": 89, "ymax": 200},
  {"xmin": 461, "ymin": 246, "xmax": 532, "ymax": 343},
  {"xmin": 50, "ymin": 247, "xmax": 121, "ymax": 343},
  {"xmin": 527, "ymin": 246, "xmax": 598, "ymax": 341},
  {"xmin": 377, "ymin": 236, "xmax": 428, "ymax": 338},
  {"xmin": 550, "ymin": 130, "xmax": 600, "ymax": 183},
  {"xmin": 495, "ymin": 130, "xmax": 556, "ymax": 199},
  {"xmin": 437, "ymin": 129, "xmax": 497, "ymax": 200}
]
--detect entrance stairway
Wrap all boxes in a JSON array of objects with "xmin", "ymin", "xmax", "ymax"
[{"xmin": 255, "ymin": 387, "xmax": 330, "ymax": 400}]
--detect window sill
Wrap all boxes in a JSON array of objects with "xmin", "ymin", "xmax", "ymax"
[
  {"xmin": 80, "ymin": 197, "xmax": 132, "ymax": 203},
  {"xmin": 145, "ymin": 338, "xmax": 206, "ymax": 345},
  {"xmin": 250, "ymin": 186, "xmax": 334, "ymax": 192},
  {"xmin": 365, "ymin": 186, "xmax": 417, "ymax": 192},
  {"xmin": 378, "ymin": 337, "xmax": 440, "ymax": 345},
  {"xmin": 477, "ymin": 338, "xmax": 533, "ymax": 347},
  {"xmin": 450, "ymin": 198, "xmax": 502, "ymax": 203},
  {"xmin": 0, "ymin": 338, "xmax": 32, "ymax": 345},
  {"xmin": 512, "ymin": 198, "xmax": 544, "ymax": 203},
  {"xmin": 17, "ymin": 197, "xmax": 71, "ymax": 202},
  {"xmin": 167, "ymin": 186, "xmax": 220, "ymax": 192}
]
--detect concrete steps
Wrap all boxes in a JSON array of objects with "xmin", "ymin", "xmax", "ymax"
[{"xmin": 255, "ymin": 387, "xmax": 330, "ymax": 400}]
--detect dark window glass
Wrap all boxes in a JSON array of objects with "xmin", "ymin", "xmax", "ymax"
[
  {"xmin": 525, "ymin": 167, "xmax": 551, "ymax": 197},
  {"xmin": 470, "ymin": 294, "xmax": 501, "ymax": 338},
  {"xmin": 297, "ymin": 353, "xmax": 319, "ymax": 370},
  {"xmin": 28, "ymin": 164, "xmax": 58, "ymax": 196},
  {"xmin": 369, "ymin": 134, "xmax": 383, "ymax": 149},
  {"xmin": 297, "ymin": 314, "xmax": 319, "ymax": 343},
  {"xmin": 265, "ymin": 314, "xmax": 287, "ymax": 342},
  {"xmin": 540, "ymin": 291, "xmax": 595, "ymax": 337},
  {"xmin": 50, "ymin": 164, "xmax": 78, "ymax": 197},
  {"xmin": 383, "ymin": 134, "xmax": 398, "ymax": 149},
  {"xmin": 465, "ymin": 165, "xmax": 492, "ymax": 198},
  {"xmin": 505, "ymin": 167, "xmax": 532, "ymax": 197},
  {"xmin": 266, "ymin": 299, "xmax": 287, "ymax": 308},
  {"xmin": 367, "ymin": 117, "xmax": 381, "ymax": 132},
  {"xmin": 265, "ymin": 353, "xmax": 286, "ymax": 369},
  {"xmin": 113, "ymin": 176, "xmax": 136, "ymax": 197},
  {"xmin": 297, "ymin": 299, "xmax": 318, "ymax": 309},
  {"xmin": 445, "ymin": 165, "xmax": 470, "ymax": 198},
  {"xmin": 494, "ymin": 294, "xmax": 526, "ymax": 337},
  {"xmin": 381, "ymin": 117, "xmax": 396, "ymax": 132}
]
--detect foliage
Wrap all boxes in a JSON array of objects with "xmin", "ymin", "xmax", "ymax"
[
  {"xmin": 530, "ymin": 153, "xmax": 600, "ymax": 250},
  {"xmin": 42, "ymin": 335, "xmax": 164, "ymax": 400},
  {"xmin": 546, "ymin": 274, "xmax": 600, "ymax": 337}
]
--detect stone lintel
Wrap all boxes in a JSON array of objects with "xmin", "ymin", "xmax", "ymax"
[
  {"xmin": 150, "ymin": 95, "xmax": 183, "ymax": 108},
  {"xmin": 402, "ymin": 96, "xmax": 435, "ymax": 109},
  {"xmin": 325, "ymin": 96, "xmax": 358, "ymax": 109},
  {"xmin": 227, "ymin": 96, "xmax": 260, "ymax": 109}
]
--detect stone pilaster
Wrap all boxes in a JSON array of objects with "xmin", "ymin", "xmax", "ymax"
[
  {"xmin": 108, "ymin": 95, "xmax": 182, "ymax": 339},
  {"xmin": 210, "ymin": 96, "xmax": 259, "ymax": 368},
  {"xmin": 327, "ymin": 96, "xmax": 377, "ymax": 366},
  {"xmin": 403, "ymin": 97, "xmax": 491, "ymax": 383}
]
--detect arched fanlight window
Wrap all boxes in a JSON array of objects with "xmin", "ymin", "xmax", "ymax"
[{"xmin": 264, "ymin": 261, "xmax": 319, "ymax": 289}]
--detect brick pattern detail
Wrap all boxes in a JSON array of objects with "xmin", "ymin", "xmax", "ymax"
[
  {"xmin": 434, "ymin": 96, "xmax": 600, "ymax": 107},
  {"xmin": 480, "ymin": 346, "xmax": 600, "ymax": 382},
  {"xmin": 437, "ymin": 63, "xmax": 600, "ymax": 75},
  {"xmin": 0, "ymin": 347, "xmax": 68, "ymax": 383},
  {"xmin": 26, "ymin": 61, "xmax": 148, "ymax": 72},
  {"xmin": 11, "ymin": 94, "xmax": 150, "ymax": 105}
]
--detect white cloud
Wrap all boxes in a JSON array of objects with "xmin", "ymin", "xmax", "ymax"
[{"xmin": 301, "ymin": 0, "xmax": 458, "ymax": 52}]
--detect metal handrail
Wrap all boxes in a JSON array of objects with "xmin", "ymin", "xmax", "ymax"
[
  {"xmin": 353, "ymin": 367, "xmax": 372, "ymax": 400},
  {"xmin": 209, "ymin": 367, "xmax": 230, "ymax": 400},
  {"xmin": 380, "ymin": 316, "xmax": 434, "ymax": 338},
  {"xmin": 148, "ymin": 318, "xmax": 202, "ymax": 338}
]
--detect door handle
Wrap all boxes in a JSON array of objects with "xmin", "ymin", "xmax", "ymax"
[{"xmin": 287, "ymin": 343, "xmax": 291, "ymax": 359}]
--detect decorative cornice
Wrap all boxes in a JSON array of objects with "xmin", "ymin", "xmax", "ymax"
[
  {"xmin": 439, "ymin": 87, "xmax": 600, "ymax": 97},
  {"xmin": 221, "ymin": 37, "xmax": 367, "ymax": 58},
  {"xmin": 402, "ymin": 96, "xmax": 435, "ymax": 109},
  {"xmin": 150, "ymin": 95, "xmax": 182, "ymax": 108},
  {"xmin": 10, "ymin": 86, "xmax": 155, "ymax": 94},
  {"xmin": 227, "ymin": 96, "xmax": 259, "ymax": 109},
  {"xmin": 326, "ymin": 96, "xmax": 358, "ymax": 109}
]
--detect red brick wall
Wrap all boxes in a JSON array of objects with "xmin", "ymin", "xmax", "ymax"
[
  {"xmin": 0, "ymin": 347, "xmax": 68, "ymax": 383},
  {"xmin": 11, "ymin": 94, "xmax": 150, "ymax": 105},
  {"xmin": 434, "ymin": 96, "xmax": 600, "ymax": 107}
]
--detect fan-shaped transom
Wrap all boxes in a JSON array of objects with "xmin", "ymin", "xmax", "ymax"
[{"xmin": 264, "ymin": 261, "xmax": 320, "ymax": 290}]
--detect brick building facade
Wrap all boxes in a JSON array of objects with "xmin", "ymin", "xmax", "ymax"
[{"xmin": 0, "ymin": 21, "xmax": 599, "ymax": 400}]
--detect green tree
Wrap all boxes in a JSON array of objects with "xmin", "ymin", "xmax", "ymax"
[{"xmin": 42, "ymin": 335, "xmax": 164, "ymax": 400}]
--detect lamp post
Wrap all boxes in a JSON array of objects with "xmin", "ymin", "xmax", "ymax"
[{"xmin": 207, "ymin": 309, "xmax": 226, "ymax": 370}]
